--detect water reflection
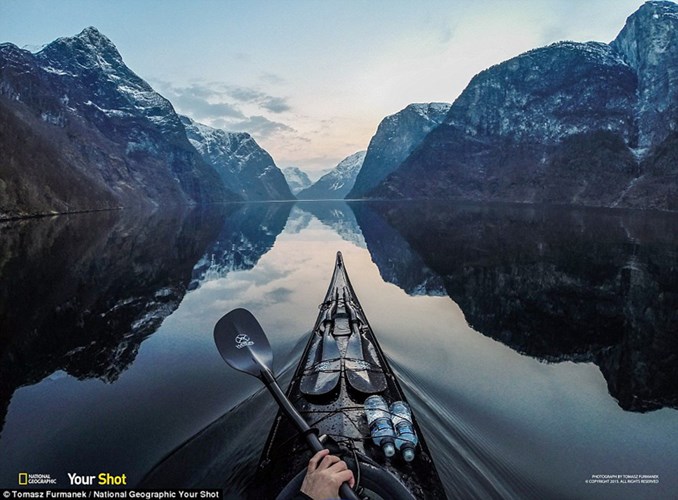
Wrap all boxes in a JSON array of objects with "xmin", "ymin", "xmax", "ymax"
[
  {"xmin": 350, "ymin": 202, "xmax": 445, "ymax": 296},
  {"xmin": 0, "ymin": 203, "xmax": 296, "ymax": 439},
  {"xmin": 1, "ymin": 199, "xmax": 677, "ymax": 497},
  {"xmin": 296, "ymin": 200, "xmax": 367, "ymax": 248},
  {"xmin": 352, "ymin": 201, "xmax": 678, "ymax": 412},
  {"xmin": 0, "ymin": 207, "xmax": 224, "ymax": 430},
  {"xmin": 190, "ymin": 202, "xmax": 292, "ymax": 288}
]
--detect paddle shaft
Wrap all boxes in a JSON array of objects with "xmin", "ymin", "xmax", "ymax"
[{"xmin": 259, "ymin": 368, "xmax": 360, "ymax": 500}]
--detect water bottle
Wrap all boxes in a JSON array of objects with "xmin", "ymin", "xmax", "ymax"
[
  {"xmin": 364, "ymin": 395, "xmax": 396, "ymax": 457},
  {"xmin": 390, "ymin": 401, "xmax": 418, "ymax": 462}
]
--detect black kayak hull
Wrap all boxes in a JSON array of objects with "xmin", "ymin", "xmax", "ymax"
[{"xmin": 252, "ymin": 252, "xmax": 446, "ymax": 499}]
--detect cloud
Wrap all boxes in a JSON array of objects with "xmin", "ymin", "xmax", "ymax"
[
  {"xmin": 227, "ymin": 87, "xmax": 262, "ymax": 102},
  {"xmin": 175, "ymin": 94, "xmax": 245, "ymax": 120},
  {"xmin": 149, "ymin": 79, "xmax": 298, "ymax": 142},
  {"xmin": 260, "ymin": 72, "xmax": 286, "ymax": 85},
  {"xmin": 226, "ymin": 86, "xmax": 291, "ymax": 113},
  {"xmin": 261, "ymin": 96, "xmax": 290, "ymax": 113},
  {"xmin": 229, "ymin": 115, "xmax": 295, "ymax": 138},
  {"xmin": 152, "ymin": 80, "xmax": 244, "ymax": 120},
  {"xmin": 153, "ymin": 80, "xmax": 292, "ymax": 122}
]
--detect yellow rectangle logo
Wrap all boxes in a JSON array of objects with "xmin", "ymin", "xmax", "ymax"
[{"xmin": 19, "ymin": 472, "xmax": 28, "ymax": 485}]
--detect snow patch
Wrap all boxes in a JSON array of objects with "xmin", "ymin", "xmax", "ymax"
[
  {"xmin": 41, "ymin": 111, "xmax": 65, "ymax": 126},
  {"xmin": 42, "ymin": 66, "xmax": 71, "ymax": 76}
]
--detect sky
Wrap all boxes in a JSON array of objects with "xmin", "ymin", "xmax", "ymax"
[{"xmin": 0, "ymin": 0, "xmax": 655, "ymax": 177}]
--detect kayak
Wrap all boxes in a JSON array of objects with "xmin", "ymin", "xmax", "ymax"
[{"xmin": 251, "ymin": 251, "xmax": 447, "ymax": 499}]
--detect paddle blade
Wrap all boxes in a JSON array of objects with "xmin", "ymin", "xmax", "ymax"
[
  {"xmin": 300, "ymin": 330, "xmax": 342, "ymax": 396},
  {"xmin": 213, "ymin": 308, "xmax": 273, "ymax": 378}
]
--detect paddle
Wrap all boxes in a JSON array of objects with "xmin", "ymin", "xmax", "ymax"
[
  {"xmin": 342, "ymin": 291, "xmax": 387, "ymax": 394},
  {"xmin": 213, "ymin": 308, "xmax": 359, "ymax": 500},
  {"xmin": 299, "ymin": 292, "xmax": 343, "ymax": 396},
  {"xmin": 344, "ymin": 324, "xmax": 387, "ymax": 394},
  {"xmin": 300, "ymin": 290, "xmax": 387, "ymax": 396},
  {"xmin": 299, "ymin": 327, "xmax": 342, "ymax": 396}
]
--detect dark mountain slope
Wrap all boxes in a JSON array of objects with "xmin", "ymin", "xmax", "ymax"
[{"xmin": 368, "ymin": 2, "xmax": 678, "ymax": 211}]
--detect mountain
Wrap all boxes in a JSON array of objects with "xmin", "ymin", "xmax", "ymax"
[
  {"xmin": 282, "ymin": 167, "xmax": 313, "ymax": 195},
  {"xmin": 297, "ymin": 150, "xmax": 366, "ymax": 199},
  {"xmin": 346, "ymin": 103, "xmax": 450, "ymax": 199},
  {"xmin": 367, "ymin": 2, "xmax": 678, "ymax": 211},
  {"xmin": 0, "ymin": 27, "xmax": 237, "ymax": 219},
  {"xmin": 611, "ymin": 0, "xmax": 678, "ymax": 209},
  {"xmin": 181, "ymin": 116, "xmax": 294, "ymax": 201},
  {"xmin": 612, "ymin": 1, "xmax": 678, "ymax": 150}
]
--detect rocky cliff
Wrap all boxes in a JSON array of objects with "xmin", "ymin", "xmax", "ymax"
[
  {"xmin": 182, "ymin": 116, "xmax": 294, "ymax": 201},
  {"xmin": 369, "ymin": 2, "xmax": 678, "ymax": 211},
  {"xmin": 346, "ymin": 103, "xmax": 450, "ymax": 199},
  {"xmin": 612, "ymin": 1, "xmax": 678, "ymax": 149},
  {"xmin": 298, "ymin": 150, "xmax": 366, "ymax": 199},
  {"xmin": 0, "ymin": 27, "xmax": 238, "ymax": 218}
]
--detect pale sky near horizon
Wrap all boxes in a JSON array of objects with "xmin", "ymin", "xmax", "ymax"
[{"xmin": 0, "ymin": 0, "xmax": 656, "ymax": 176}]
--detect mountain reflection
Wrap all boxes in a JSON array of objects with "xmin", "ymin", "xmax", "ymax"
[
  {"xmin": 350, "ymin": 202, "xmax": 445, "ymax": 296},
  {"xmin": 352, "ymin": 201, "xmax": 678, "ymax": 412},
  {"xmin": 296, "ymin": 201, "xmax": 367, "ymax": 248},
  {"xmin": 189, "ymin": 202, "xmax": 292, "ymax": 287},
  {"xmin": 300, "ymin": 200, "xmax": 445, "ymax": 294},
  {"xmin": 0, "ymin": 202, "xmax": 293, "ymax": 434}
]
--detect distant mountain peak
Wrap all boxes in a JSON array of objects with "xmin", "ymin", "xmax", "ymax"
[
  {"xmin": 77, "ymin": 26, "xmax": 114, "ymax": 45},
  {"xmin": 37, "ymin": 26, "xmax": 125, "ymax": 73},
  {"xmin": 613, "ymin": 0, "xmax": 678, "ymax": 67},
  {"xmin": 638, "ymin": 0, "xmax": 678, "ymax": 15},
  {"xmin": 282, "ymin": 167, "xmax": 313, "ymax": 195},
  {"xmin": 612, "ymin": 0, "xmax": 678, "ymax": 148},
  {"xmin": 0, "ymin": 26, "xmax": 235, "ymax": 217},
  {"xmin": 347, "ymin": 102, "xmax": 451, "ymax": 198},
  {"xmin": 336, "ymin": 150, "xmax": 367, "ymax": 172},
  {"xmin": 297, "ymin": 150, "xmax": 366, "ymax": 200}
]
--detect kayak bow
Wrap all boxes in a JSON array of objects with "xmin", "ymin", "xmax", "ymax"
[{"xmin": 252, "ymin": 251, "xmax": 446, "ymax": 499}]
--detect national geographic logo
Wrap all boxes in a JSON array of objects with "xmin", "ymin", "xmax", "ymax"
[{"xmin": 17, "ymin": 473, "xmax": 57, "ymax": 486}]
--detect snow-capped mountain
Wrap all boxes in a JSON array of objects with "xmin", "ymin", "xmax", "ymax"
[
  {"xmin": 297, "ymin": 150, "xmax": 366, "ymax": 199},
  {"xmin": 0, "ymin": 27, "xmax": 237, "ymax": 218},
  {"xmin": 181, "ymin": 116, "xmax": 294, "ymax": 201},
  {"xmin": 347, "ymin": 103, "xmax": 450, "ymax": 199},
  {"xmin": 282, "ymin": 167, "xmax": 313, "ymax": 195},
  {"xmin": 369, "ymin": 2, "xmax": 678, "ymax": 211}
]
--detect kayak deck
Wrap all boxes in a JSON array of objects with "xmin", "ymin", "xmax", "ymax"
[{"xmin": 253, "ymin": 252, "xmax": 446, "ymax": 499}]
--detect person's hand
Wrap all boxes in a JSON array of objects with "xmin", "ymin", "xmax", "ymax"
[{"xmin": 300, "ymin": 449, "xmax": 355, "ymax": 499}]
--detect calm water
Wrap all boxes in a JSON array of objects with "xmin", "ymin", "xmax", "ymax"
[{"xmin": 0, "ymin": 200, "xmax": 676, "ymax": 499}]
